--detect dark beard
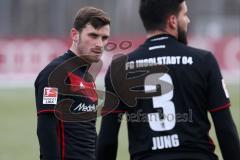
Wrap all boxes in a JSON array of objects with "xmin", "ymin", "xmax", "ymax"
[{"xmin": 177, "ymin": 26, "xmax": 188, "ymax": 45}]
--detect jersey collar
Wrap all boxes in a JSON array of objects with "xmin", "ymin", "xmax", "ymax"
[
  {"xmin": 145, "ymin": 34, "xmax": 177, "ymax": 43},
  {"xmin": 67, "ymin": 49, "xmax": 77, "ymax": 57}
]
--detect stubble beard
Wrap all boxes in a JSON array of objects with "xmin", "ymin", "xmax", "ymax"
[{"xmin": 177, "ymin": 25, "xmax": 188, "ymax": 45}]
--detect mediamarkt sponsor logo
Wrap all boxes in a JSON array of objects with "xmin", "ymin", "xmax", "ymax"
[{"xmin": 74, "ymin": 103, "xmax": 96, "ymax": 112}]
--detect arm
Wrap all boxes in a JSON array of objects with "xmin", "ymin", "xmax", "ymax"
[
  {"xmin": 96, "ymin": 111, "xmax": 123, "ymax": 160},
  {"xmin": 211, "ymin": 108, "xmax": 240, "ymax": 160},
  {"xmin": 205, "ymin": 53, "xmax": 240, "ymax": 159},
  {"xmin": 37, "ymin": 113, "xmax": 60, "ymax": 160},
  {"xmin": 96, "ymin": 65, "xmax": 125, "ymax": 160},
  {"xmin": 35, "ymin": 73, "xmax": 61, "ymax": 160}
]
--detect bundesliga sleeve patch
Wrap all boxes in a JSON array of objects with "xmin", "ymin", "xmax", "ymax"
[{"xmin": 43, "ymin": 87, "xmax": 58, "ymax": 104}]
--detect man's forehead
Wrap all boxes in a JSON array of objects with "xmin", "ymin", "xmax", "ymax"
[
  {"xmin": 83, "ymin": 24, "xmax": 110, "ymax": 33},
  {"xmin": 181, "ymin": 1, "xmax": 188, "ymax": 12}
]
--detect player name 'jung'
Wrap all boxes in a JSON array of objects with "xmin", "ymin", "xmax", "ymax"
[{"xmin": 152, "ymin": 134, "xmax": 180, "ymax": 150}]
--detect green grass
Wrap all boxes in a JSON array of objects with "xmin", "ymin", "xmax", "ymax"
[
  {"xmin": 0, "ymin": 84, "xmax": 239, "ymax": 160},
  {"xmin": 0, "ymin": 89, "xmax": 38, "ymax": 160}
]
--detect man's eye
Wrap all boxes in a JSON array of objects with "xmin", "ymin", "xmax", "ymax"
[
  {"xmin": 90, "ymin": 34, "xmax": 98, "ymax": 38},
  {"xmin": 102, "ymin": 36, "xmax": 108, "ymax": 41}
]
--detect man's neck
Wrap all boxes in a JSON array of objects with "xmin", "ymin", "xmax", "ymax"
[{"xmin": 69, "ymin": 45, "xmax": 79, "ymax": 56}]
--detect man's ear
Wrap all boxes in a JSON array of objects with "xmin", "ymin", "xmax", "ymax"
[
  {"xmin": 70, "ymin": 28, "xmax": 79, "ymax": 42},
  {"xmin": 168, "ymin": 15, "xmax": 178, "ymax": 30}
]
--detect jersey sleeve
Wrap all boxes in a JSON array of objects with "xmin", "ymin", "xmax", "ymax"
[
  {"xmin": 37, "ymin": 114, "xmax": 60, "ymax": 159},
  {"xmin": 35, "ymin": 69, "xmax": 60, "ymax": 114},
  {"xmin": 96, "ymin": 66, "xmax": 126, "ymax": 160},
  {"xmin": 104, "ymin": 66, "xmax": 127, "ymax": 112},
  {"xmin": 105, "ymin": 67, "xmax": 114, "ymax": 93},
  {"xmin": 211, "ymin": 108, "xmax": 240, "ymax": 160},
  {"xmin": 205, "ymin": 53, "xmax": 230, "ymax": 112}
]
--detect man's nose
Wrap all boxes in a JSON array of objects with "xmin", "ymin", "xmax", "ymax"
[
  {"xmin": 95, "ymin": 38, "xmax": 103, "ymax": 47},
  {"xmin": 187, "ymin": 16, "xmax": 190, "ymax": 24}
]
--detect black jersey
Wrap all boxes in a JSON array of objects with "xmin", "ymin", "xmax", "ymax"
[
  {"xmin": 35, "ymin": 50, "xmax": 98, "ymax": 160},
  {"xmin": 97, "ymin": 34, "xmax": 233, "ymax": 160}
]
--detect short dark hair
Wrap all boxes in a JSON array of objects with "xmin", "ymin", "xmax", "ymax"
[
  {"xmin": 139, "ymin": 0, "xmax": 185, "ymax": 32},
  {"xmin": 73, "ymin": 6, "xmax": 110, "ymax": 31}
]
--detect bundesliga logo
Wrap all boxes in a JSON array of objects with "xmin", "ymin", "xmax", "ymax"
[{"xmin": 43, "ymin": 87, "xmax": 58, "ymax": 104}]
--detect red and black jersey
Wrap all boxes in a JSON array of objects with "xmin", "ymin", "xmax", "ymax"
[
  {"xmin": 35, "ymin": 50, "xmax": 98, "ymax": 160},
  {"xmin": 97, "ymin": 34, "xmax": 240, "ymax": 160}
]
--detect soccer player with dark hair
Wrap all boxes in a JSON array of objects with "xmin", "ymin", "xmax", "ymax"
[
  {"xmin": 97, "ymin": 0, "xmax": 240, "ymax": 160},
  {"xmin": 35, "ymin": 6, "xmax": 110, "ymax": 160}
]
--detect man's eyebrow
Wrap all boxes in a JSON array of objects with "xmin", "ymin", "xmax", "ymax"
[
  {"xmin": 102, "ymin": 35, "xmax": 109, "ymax": 38},
  {"xmin": 88, "ymin": 32, "xmax": 99, "ymax": 36}
]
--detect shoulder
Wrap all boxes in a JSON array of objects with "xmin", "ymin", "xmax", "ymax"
[
  {"xmin": 175, "ymin": 43, "xmax": 218, "ymax": 67},
  {"xmin": 128, "ymin": 44, "xmax": 147, "ymax": 60},
  {"xmin": 34, "ymin": 54, "xmax": 66, "ymax": 87},
  {"xmin": 180, "ymin": 43, "xmax": 212, "ymax": 58}
]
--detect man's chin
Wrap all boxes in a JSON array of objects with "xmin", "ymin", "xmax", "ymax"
[{"xmin": 88, "ymin": 55, "xmax": 102, "ymax": 63}]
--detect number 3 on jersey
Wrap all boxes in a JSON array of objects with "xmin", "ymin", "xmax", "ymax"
[{"xmin": 144, "ymin": 73, "xmax": 175, "ymax": 131}]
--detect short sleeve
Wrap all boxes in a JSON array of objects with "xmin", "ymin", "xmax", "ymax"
[{"xmin": 206, "ymin": 53, "xmax": 230, "ymax": 112}]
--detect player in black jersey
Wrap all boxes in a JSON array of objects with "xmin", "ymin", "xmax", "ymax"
[
  {"xmin": 96, "ymin": 0, "xmax": 240, "ymax": 160},
  {"xmin": 35, "ymin": 7, "xmax": 110, "ymax": 160}
]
